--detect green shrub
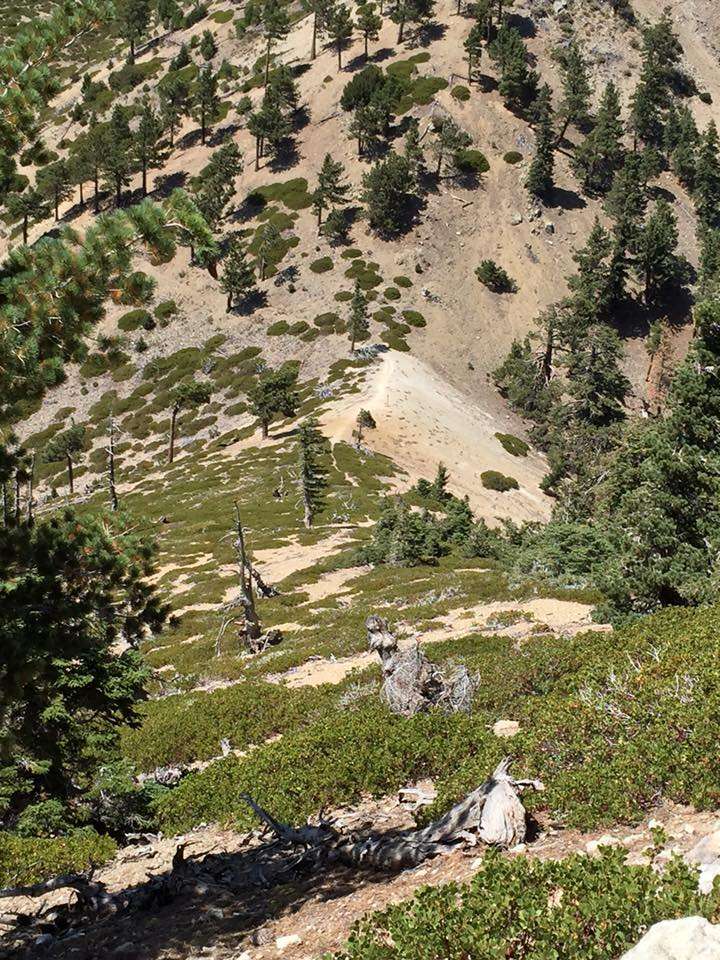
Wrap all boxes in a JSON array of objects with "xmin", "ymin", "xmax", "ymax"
[
  {"xmin": 310, "ymin": 256, "xmax": 334, "ymax": 273},
  {"xmin": 481, "ymin": 470, "xmax": 519, "ymax": 492},
  {"xmin": 118, "ymin": 309, "xmax": 153, "ymax": 332},
  {"xmin": 383, "ymin": 286, "xmax": 401, "ymax": 301},
  {"xmin": 0, "ymin": 830, "xmax": 116, "ymax": 887},
  {"xmin": 504, "ymin": 150, "xmax": 524, "ymax": 164},
  {"xmin": 393, "ymin": 275, "xmax": 413, "ymax": 288},
  {"xmin": 341, "ymin": 248, "xmax": 363, "ymax": 259},
  {"xmin": 288, "ymin": 320, "xmax": 310, "ymax": 335},
  {"xmin": 698, "ymin": 90, "xmax": 713, "ymax": 105},
  {"xmin": 335, "ymin": 848, "xmax": 720, "ymax": 960},
  {"xmin": 401, "ymin": 310, "xmax": 426, "ymax": 327},
  {"xmin": 154, "ymin": 300, "xmax": 178, "ymax": 322},
  {"xmin": 495, "ymin": 432, "xmax": 529, "ymax": 457},
  {"xmin": 335, "ymin": 290, "xmax": 353, "ymax": 301},
  {"xmin": 475, "ymin": 260, "xmax": 517, "ymax": 293},
  {"xmin": 267, "ymin": 320, "xmax": 290, "ymax": 335},
  {"xmin": 451, "ymin": 84, "xmax": 471, "ymax": 101},
  {"xmin": 455, "ymin": 149, "xmax": 489, "ymax": 175}
]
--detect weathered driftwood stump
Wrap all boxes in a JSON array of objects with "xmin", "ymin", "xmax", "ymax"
[{"xmin": 366, "ymin": 614, "xmax": 478, "ymax": 716}]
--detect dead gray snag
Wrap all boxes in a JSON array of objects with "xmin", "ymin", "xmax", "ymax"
[
  {"xmin": 366, "ymin": 614, "xmax": 478, "ymax": 716},
  {"xmin": 108, "ymin": 416, "xmax": 119, "ymax": 512}
]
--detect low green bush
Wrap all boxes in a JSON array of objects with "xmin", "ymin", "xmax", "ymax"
[
  {"xmin": 267, "ymin": 320, "xmax": 290, "ymax": 335},
  {"xmin": 504, "ymin": 150, "xmax": 524, "ymax": 164},
  {"xmin": 341, "ymin": 248, "xmax": 363, "ymax": 259},
  {"xmin": 383, "ymin": 286, "xmax": 401, "ymax": 301},
  {"xmin": 495, "ymin": 432, "xmax": 529, "ymax": 457},
  {"xmin": 335, "ymin": 848, "xmax": 720, "ymax": 960},
  {"xmin": 401, "ymin": 310, "xmax": 426, "ymax": 327},
  {"xmin": 335, "ymin": 290, "xmax": 353, "ymax": 301},
  {"xmin": 0, "ymin": 830, "xmax": 116, "ymax": 887},
  {"xmin": 118, "ymin": 309, "xmax": 153, "ymax": 332},
  {"xmin": 475, "ymin": 260, "xmax": 517, "ymax": 293},
  {"xmin": 455, "ymin": 149, "xmax": 490, "ymax": 175},
  {"xmin": 481, "ymin": 470, "xmax": 519, "ymax": 492},
  {"xmin": 451, "ymin": 84, "xmax": 471, "ymax": 101},
  {"xmin": 393, "ymin": 276, "xmax": 413, "ymax": 288},
  {"xmin": 154, "ymin": 300, "xmax": 178, "ymax": 322},
  {"xmin": 310, "ymin": 256, "xmax": 334, "ymax": 273}
]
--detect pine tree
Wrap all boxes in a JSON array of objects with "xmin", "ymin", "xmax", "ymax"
[
  {"xmin": 635, "ymin": 199, "xmax": 688, "ymax": 305},
  {"xmin": 665, "ymin": 103, "xmax": 699, "ymax": 188},
  {"xmin": 297, "ymin": 417, "xmax": 328, "ymax": 527},
  {"xmin": 357, "ymin": 2, "xmax": 382, "ymax": 58},
  {"xmin": 571, "ymin": 81, "xmax": 624, "ymax": 196},
  {"xmin": 256, "ymin": 221, "xmax": 282, "ymax": 280},
  {"xmin": 118, "ymin": 0, "xmax": 151, "ymax": 62},
  {"xmin": 248, "ymin": 367, "xmax": 300, "ymax": 437},
  {"xmin": 567, "ymin": 217, "xmax": 613, "ymax": 327},
  {"xmin": 432, "ymin": 117, "xmax": 472, "ymax": 178},
  {"xmin": 694, "ymin": 120, "xmax": 720, "ymax": 230},
  {"xmin": 6, "ymin": 188, "xmax": 50, "ymax": 244},
  {"xmin": 565, "ymin": 324, "xmax": 629, "ymax": 427},
  {"xmin": 312, "ymin": 153, "xmax": 351, "ymax": 227},
  {"xmin": 200, "ymin": 28, "xmax": 218, "ymax": 61},
  {"xmin": 248, "ymin": 97, "xmax": 290, "ymax": 169},
  {"xmin": 464, "ymin": 22, "xmax": 484, "ymax": 83},
  {"xmin": 525, "ymin": 84, "xmax": 554, "ymax": 199},
  {"xmin": 134, "ymin": 100, "xmax": 163, "ymax": 196},
  {"xmin": 100, "ymin": 106, "xmax": 134, "ymax": 206},
  {"xmin": 487, "ymin": 25, "xmax": 537, "ymax": 111},
  {"xmin": 168, "ymin": 380, "xmax": 212, "ymax": 463},
  {"xmin": 192, "ymin": 142, "xmax": 243, "ymax": 228},
  {"xmin": 555, "ymin": 40, "xmax": 592, "ymax": 144},
  {"xmin": 403, "ymin": 117, "xmax": 424, "ymax": 181},
  {"xmin": 361, "ymin": 151, "xmax": 416, "ymax": 235},
  {"xmin": 222, "ymin": 236, "xmax": 257, "ymax": 310},
  {"xmin": 77, "ymin": 117, "xmax": 110, "ymax": 213},
  {"xmin": 387, "ymin": 0, "xmax": 434, "ymax": 44},
  {"xmin": 348, "ymin": 279, "xmax": 369, "ymax": 350},
  {"xmin": 262, "ymin": 0, "xmax": 290, "ymax": 86},
  {"xmin": 36, "ymin": 158, "xmax": 73, "ymax": 221},
  {"xmin": 303, "ymin": 0, "xmax": 332, "ymax": 59},
  {"xmin": 158, "ymin": 74, "xmax": 189, "ymax": 149},
  {"xmin": 605, "ymin": 152, "xmax": 648, "ymax": 303},
  {"xmin": 628, "ymin": 10, "xmax": 681, "ymax": 149},
  {"xmin": 193, "ymin": 66, "xmax": 221, "ymax": 145},
  {"xmin": 44, "ymin": 423, "xmax": 86, "ymax": 494},
  {"xmin": 267, "ymin": 64, "xmax": 300, "ymax": 113},
  {"xmin": 158, "ymin": 0, "xmax": 183, "ymax": 29},
  {"xmin": 348, "ymin": 99, "xmax": 386, "ymax": 156},
  {"xmin": 353, "ymin": 408, "xmax": 376, "ymax": 447},
  {"xmin": 326, "ymin": 2, "xmax": 354, "ymax": 70},
  {"xmin": 0, "ymin": 509, "xmax": 166, "ymax": 819}
]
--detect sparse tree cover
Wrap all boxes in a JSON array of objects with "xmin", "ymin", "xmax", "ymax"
[
  {"xmin": 36, "ymin": 159, "xmax": 73, "ymax": 222},
  {"xmin": 0, "ymin": 509, "xmax": 166, "ymax": 825},
  {"xmin": 348, "ymin": 279, "xmax": 370, "ymax": 350},
  {"xmin": 192, "ymin": 141, "xmax": 244, "ymax": 227},
  {"xmin": 362, "ymin": 151, "xmax": 417, "ymax": 235},
  {"xmin": 134, "ymin": 100, "xmax": 164, "ymax": 196},
  {"xmin": 354, "ymin": 408, "xmax": 376, "ymax": 447},
  {"xmin": 555, "ymin": 41, "xmax": 592, "ymax": 144},
  {"xmin": 635, "ymin": 200, "xmax": 688, "ymax": 305},
  {"xmin": 312, "ymin": 154, "xmax": 351, "ymax": 227},
  {"xmin": 158, "ymin": 0, "xmax": 183, "ymax": 29},
  {"xmin": 117, "ymin": 0, "xmax": 151, "ymax": 63},
  {"xmin": 403, "ymin": 117, "xmax": 425, "ymax": 179},
  {"xmin": 167, "ymin": 380, "xmax": 213, "ymax": 463},
  {"xmin": 296, "ymin": 417, "xmax": 328, "ymax": 527},
  {"xmin": 248, "ymin": 96, "xmax": 292, "ymax": 169},
  {"xmin": 464, "ymin": 22, "xmax": 484, "ymax": 83},
  {"xmin": 694, "ymin": 120, "xmax": 720, "ymax": 230},
  {"xmin": 386, "ymin": 0, "xmax": 434, "ymax": 43},
  {"xmin": 326, "ymin": 1, "xmax": 354, "ymax": 69},
  {"xmin": 628, "ymin": 10, "xmax": 682, "ymax": 149},
  {"xmin": 159, "ymin": 73, "xmax": 191, "ymax": 148},
  {"xmin": 199, "ymin": 28, "xmax": 218, "ymax": 61},
  {"xmin": 525, "ymin": 84, "xmax": 554, "ymax": 199},
  {"xmin": 249, "ymin": 366, "xmax": 300, "ymax": 437},
  {"xmin": 100, "ymin": 106, "xmax": 134, "ymax": 206},
  {"xmin": 357, "ymin": 2, "xmax": 383, "ymax": 58},
  {"xmin": 193, "ymin": 66, "xmax": 222, "ymax": 145},
  {"xmin": 44, "ymin": 424, "xmax": 86, "ymax": 495},
  {"xmin": 571, "ymin": 81, "xmax": 624, "ymax": 196},
  {"xmin": 431, "ymin": 117, "xmax": 472, "ymax": 178},
  {"xmin": 5, "ymin": 188, "xmax": 49, "ymax": 245},
  {"xmin": 303, "ymin": 0, "xmax": 332, "ymax": 59},
  {"xmin": 255, "ymin": 221, "xmax": 283, "ymax": 280},
  {"xmin": 262, "ymin": 0, "xmax": 290, "ymax": 86},
  {"xmin": 487, "ymin": 25, "xmax": 538, "ymax": 111},
  {"xmin": 566, "ymin": 217, "xmax": 614, "ymax": 328},
  {"xmin": 221, "ymin": 235, "xmax": 258, "ymax": 310}
]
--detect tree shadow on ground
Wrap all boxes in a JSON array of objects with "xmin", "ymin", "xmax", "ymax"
[
  {"xmin": 544, "ymin": 186, "xmax": 587, "ymax": 212},
  {"xmin": 209, "ymin": 123, "xmax": 242, "ymax": 147},
  {"xmin": 371, "ymin": 47, "xmax": 395, "ymax": 62},
  {"xmin": 152, "ymin": 171, "xmax": 188, "ymax": 199},
  {"xmin": 507, "ymin": 12, "xmax": 537, "ymax": 38},
  {"xmin": 267, "ymin": 138, "xmax": 301, "ymax": 173},
  {"xmin": 613, "ymin": 285, "xmax": 696, "ymax": 341},
  {"xmin": 231, "ymin": 289, "xmax": 269, "ymax": 316},
  {"xmin": 410, "ymin": 20, "xmax": 447, "ymax": 47}
]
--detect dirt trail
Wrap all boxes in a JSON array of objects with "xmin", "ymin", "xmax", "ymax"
[
  {"xmin": 269, "ymin": 597, "xmax": 606, "ymax": 688},
  {"xmin": 322, "ymin": 352, "xmax": 551, "ymax": 523}
]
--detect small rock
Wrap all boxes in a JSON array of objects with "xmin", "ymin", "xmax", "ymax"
[
  {"xmin": 648, "ymin": 818, "xmax": 662, "ymax": 830},
  {"xmin": 687, "ymin": 832, "xmax": 720, "ymax": 866},
  {"xmin": 585, "ymin": 834, "xmax": 620, "ymax": 855},
  {"xmin": 276, "ymin": 934, "xmax": 303, "ymax": 952},
  {"xmin": 510, "ymin": 213, "xmax": 523, "ymax": 225},
  {"xmin": 544, "ymin": 220, "xmax": 555, "ymax": 234},
  {"xmin": 493, "ymin": 719, "xmax": 520, "ymax": 738},
  {"xmin": 699, "ymin": 864, "xmax": 720, "ymax": 895},
  {"xmin": 620, "ymin": 916, "xmax": 720, "ymax": 959}
]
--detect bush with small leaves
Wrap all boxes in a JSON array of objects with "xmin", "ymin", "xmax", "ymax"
[
  {"xmin": 475, "ymin": 260, "xmax": 518, "ymax": 293},
  {"xmin": 481, "ymin": 470, "xmax": 519, "ymax": 492}
]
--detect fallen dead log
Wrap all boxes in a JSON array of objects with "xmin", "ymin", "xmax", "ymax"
[{"xmin": 0, "ymin": 761, "xmax": 542, "ymax": 951}]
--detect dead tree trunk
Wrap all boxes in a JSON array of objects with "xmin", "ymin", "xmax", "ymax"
[
  {"xmin": 26, "ymin": 453, "xmax": 35, "ymax": 525},
  {"xmin": 234, "ymin": 503, "xmax": 262, "ymax": 649}
]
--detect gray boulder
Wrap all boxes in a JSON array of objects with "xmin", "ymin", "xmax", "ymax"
[{"xmin": 620, "ymin": 917, "xmax": 720, "ymax": 959}]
